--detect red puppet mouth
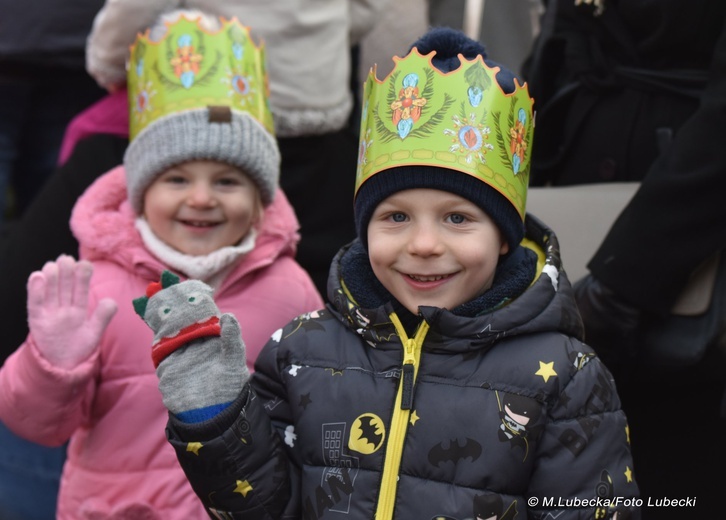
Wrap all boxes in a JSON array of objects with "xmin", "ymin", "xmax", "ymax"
[{"xmin": 151, "ymin": 316, "xmax": 221, "ymax": 368}]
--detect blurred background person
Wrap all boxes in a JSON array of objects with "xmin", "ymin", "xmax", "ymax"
[
  {"xmin": 522, "ymin": 2, "xmax": 726, "ymax": 517},
  {"xmin": 0, "ymin": 0, "xmax": 106, "ymax": 230},
  {"xmin": 428, "ymin": 0, "xmax": 543, "ymax": 73}
]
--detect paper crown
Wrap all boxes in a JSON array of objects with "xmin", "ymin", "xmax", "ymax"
[
  {"xmin": 356, "ymin": 49, "xmax": 534, "ymax": 219},
  {"xmin": 126, "ymin": 15, "xmax": 274, "ymax": 141}
]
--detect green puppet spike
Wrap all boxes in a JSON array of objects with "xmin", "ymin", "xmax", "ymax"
[
  {"xmin": 161, "ymin": 270, "xmax": 181, "ymax": 288},
  {"xmin": 133, "ymin": 271, "xmax": 181, "ymax": 318},
  {"xmin": 132, "ymin": 296, "xmax": 148, "ymax": 318}
]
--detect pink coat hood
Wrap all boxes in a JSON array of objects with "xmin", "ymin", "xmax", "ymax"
[{"xmin": 0, "ymin": 166, "xmax": 323, "ymax": 519}]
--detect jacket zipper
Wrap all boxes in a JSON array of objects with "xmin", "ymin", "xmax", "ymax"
[{"xmin": 375, "ymin": 314, "xmax": 429, "ymax": 519}]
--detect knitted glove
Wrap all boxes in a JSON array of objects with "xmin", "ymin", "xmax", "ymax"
[
  {"xmin": 573, "ymin": 274, "xmax": 641, "ymax": 375},
  {"xmin": 27, "ymin": 255, "xmax": 117, "ymax": 370},
  {"xmin": 133, "ymin": 271, "xmax": 250, "ymax": 422}
]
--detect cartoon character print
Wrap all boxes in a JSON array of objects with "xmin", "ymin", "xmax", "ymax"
[
  {"xmin": 473, "ymin": 494, "xmax": 518, "ymax": 520},
  {"xmin": 330, "ymin": 287, "xmax": 398, "ymax": 344},
  {"xmin": 279, "ymin": 310, "xmax": 327, "ymax": 340},
  {"xmin": 428, "ymin": 494, "xmax": 518, "ymax": 520},
  {"xmin": 570, "ymin": 350, "xmax": 596, "ymax": 371},
  {"xmin": 495, "ymin": 391, "xmax": 543, "ymax": 462}
]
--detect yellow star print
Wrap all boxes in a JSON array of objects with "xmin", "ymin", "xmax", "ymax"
[
  {"xmin": 234, "ymin": 480, "xmax": 253, "ymax": 497},
  {"xmin": 186, "ymin": 442, "xmax": 203, "ymax": 455},
  {"xmin": 410, "ymin": 410, "xmax": 420, "ymax": 425},
  {"xmin": 624, "ymin": 466, "xmax": 633, "ymax": 483},
  {"xmin": 535, "ymin": 361, "xmax": 557, "ymax": 382}
]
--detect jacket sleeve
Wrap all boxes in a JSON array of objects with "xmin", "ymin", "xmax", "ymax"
[
  {"xmin": 85, "ymin": 0, "xmax": 168, "ymax": 89},
  {"xmin": 526, "ymin": 338, "xmax": 640, "ymax": 518},
  {"xmin": 348, "ymin": 0, "xmax": 391, "ymax": 45},
  {"xmin": 0, "ymin": 335, "xmax": 99, "ymax": 446},
  {"xmin": 165, "ymin": 338, "xmax": 300, "ymax": 519},
  {"xmin": 588, "ymin": 16, "xmax": 726, "ymax": 313}
]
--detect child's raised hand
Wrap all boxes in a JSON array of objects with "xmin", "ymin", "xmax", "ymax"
[{"xmin": 27, "ymin": 255, "xmax": 118, "ymax": 370}]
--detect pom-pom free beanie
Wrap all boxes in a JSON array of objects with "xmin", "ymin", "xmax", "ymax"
[
  {"xmin": 124, "ymin": 105, "xmax": 280, "ymax": 215},
  {"xmin": 354, "ymin": 27, "xmax": 525, "ymax": 251}
]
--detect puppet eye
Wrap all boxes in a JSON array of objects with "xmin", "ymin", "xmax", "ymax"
[
  {"xmin": 158, "ymin": 306, "xmax": 172, "ymax": 320},
  {"xmin": 187, "ymin": 291, "xmax": 205, "ymax": 305}
]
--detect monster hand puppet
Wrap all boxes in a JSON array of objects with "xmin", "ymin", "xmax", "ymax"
[{"xmin": 134, "ymin": 271, "xmax": 250, "ymax": 422}]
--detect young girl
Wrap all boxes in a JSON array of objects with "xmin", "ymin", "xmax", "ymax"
[{"xmin": 0, "ymin": 11, "xmax": 323, "ymax": 519}]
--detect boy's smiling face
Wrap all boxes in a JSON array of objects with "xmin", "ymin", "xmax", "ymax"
[
  {"xmin": 143, "ymin": 160, "xmax": 262, "ymax": 256},
  {"xmin": 367, "ymin": 188, "xmax": 509, "ymax": 315}
]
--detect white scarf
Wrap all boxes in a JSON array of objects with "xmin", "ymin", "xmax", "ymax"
[{"xmin": 135, "ymin": 217, "xmax": 257, "ymax": 287}]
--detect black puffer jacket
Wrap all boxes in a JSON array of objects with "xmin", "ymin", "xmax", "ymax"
[{"xmin": 166, "ymin": 216, "xmax": 640, "ymax": 519}]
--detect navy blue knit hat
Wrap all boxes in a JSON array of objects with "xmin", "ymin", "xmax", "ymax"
[{"xmin": 354, "ymin": 27, "xmax": 526, "ymax": 252}]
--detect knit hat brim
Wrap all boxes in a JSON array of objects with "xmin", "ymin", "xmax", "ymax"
[
  {"xmin": 354, "ymin": 166, "xmax": 524, "ymax": 251},
  {"xmin": 124, "ymin": 107, "xmax": 280, "ymax": 214}
]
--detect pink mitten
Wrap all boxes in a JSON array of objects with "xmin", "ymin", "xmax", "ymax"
[{"xmin": 26, "ymin": 255, "xmax": 117, "ymax": 370}]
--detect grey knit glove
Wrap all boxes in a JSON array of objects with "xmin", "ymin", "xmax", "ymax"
[{"xmin": 133, "ymin": 271, "xmax": 250, "ymax": 422}]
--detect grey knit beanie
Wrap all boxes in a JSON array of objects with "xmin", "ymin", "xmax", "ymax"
[{"xmin": 124, "ymin": 105, "xmax": 280, "ymax": 214}]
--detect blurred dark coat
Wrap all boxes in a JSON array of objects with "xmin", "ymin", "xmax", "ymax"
[{"xmin": 523, "ymin": 0, "xmax": 726, "ymax": 312}]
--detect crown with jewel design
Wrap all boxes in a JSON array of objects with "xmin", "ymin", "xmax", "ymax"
[
  {"xmin": 127, "ymin": 15, "xmax": 274, "ymax": 141},
  {"xmin": 356, "ymin": 49, "xmax": 534, "ymax": 219}
]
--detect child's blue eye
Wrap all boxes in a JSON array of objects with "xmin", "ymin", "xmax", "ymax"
[
  {"xmin": 391, "ymin": 213, "xmax": 407, "ymax": 222},
  {"xmin": 448, "ymin": 214, "xmax": 466, "ymax": 224}
]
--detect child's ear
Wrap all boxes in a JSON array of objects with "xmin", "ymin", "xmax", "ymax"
[
  {"xmin": 499, "ymin": 239, "xmax": 510, "ymax": 256},
  {"xmin": 254, "ymin": 195, "xmax": 265, "ymax": 225}
]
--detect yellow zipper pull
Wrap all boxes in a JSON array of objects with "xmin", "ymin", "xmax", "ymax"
[{"xmin": 401, "ymin": 338, "xmax": 416, "ymax": 410}]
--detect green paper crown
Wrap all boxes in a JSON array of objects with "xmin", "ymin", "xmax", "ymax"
[
  {"xmin": 356, "ymin": 49, "xmax": 534, "ymax": 219},
  {"xmin": 127, "ymin": 15, "xmax": 274, "ymax": 141}
]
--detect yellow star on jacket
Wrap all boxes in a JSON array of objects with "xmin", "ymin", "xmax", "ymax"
[
  {"xmin": 535, "ymin": 361, "xmax": 557, "ymax": 382},
  {"xmin": 234, "ymin": 480, "xmax": 253, "ymax": 497},
  {"xmin": 186, "ymin": 442, "xmax": 203, "ymax": 455}
]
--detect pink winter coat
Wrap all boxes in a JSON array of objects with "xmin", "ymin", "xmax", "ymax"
[{"xmin": 0, "ymin": 166, "xmax": 324, "ymax": 519}]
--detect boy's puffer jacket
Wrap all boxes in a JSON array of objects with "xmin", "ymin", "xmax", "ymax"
[{"xmin": 166, "ymin": 215, "xmax": 641, "ymax": 519}]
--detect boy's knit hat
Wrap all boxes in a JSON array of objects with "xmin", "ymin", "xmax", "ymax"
[
  {"xmin": 354, "ymin": 27, "xmax": 534, "ymax": 251},
  {"xmin": 123, "ymin": 11, "xmax": 280, "ymax": 215}
]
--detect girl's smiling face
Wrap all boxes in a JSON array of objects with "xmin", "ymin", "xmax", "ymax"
[{"xmin": 143, "ymin": 160, "xmax": 262, "ymax": 256}]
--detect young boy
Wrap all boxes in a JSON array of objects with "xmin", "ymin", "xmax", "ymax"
[{"xmin": 137, "ymin": 27, "xmax": 641, "ymax": 519}]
